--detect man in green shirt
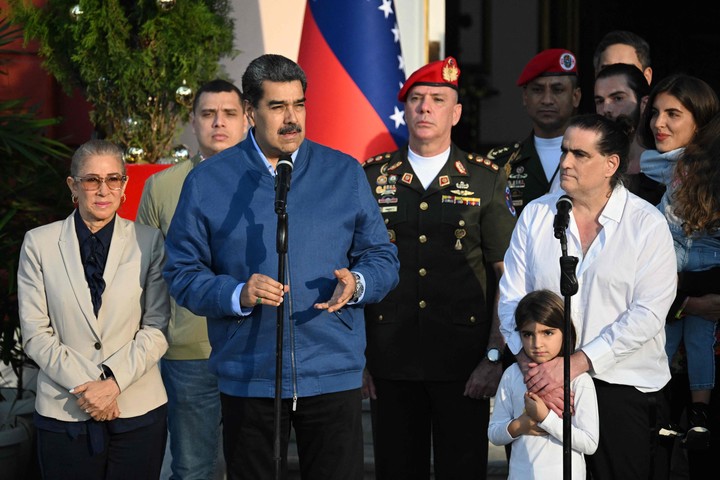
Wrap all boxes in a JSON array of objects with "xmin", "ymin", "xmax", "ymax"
[{"xmin": 136, "ymin": 79, "xmax": 247, "ymax": 480}]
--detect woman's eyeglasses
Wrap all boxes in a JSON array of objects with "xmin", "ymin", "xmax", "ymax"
[{"xmin": 73, "ymin": 174, "xmax": 128, "ymax": 191}]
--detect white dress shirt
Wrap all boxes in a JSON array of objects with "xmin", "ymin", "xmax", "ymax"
[
  {"xmin": 488, "ymin": 364, "xmax": 599, "ymax": 479},
  {"xmin": 498, "ymin": 186, "xmax": 677, "ymax": 391}
]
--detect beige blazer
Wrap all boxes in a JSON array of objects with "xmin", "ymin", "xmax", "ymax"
[{"xmin": 17, "ymin": 212, "xmax": 169, "ymax": 421}]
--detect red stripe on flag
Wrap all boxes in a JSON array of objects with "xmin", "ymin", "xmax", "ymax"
[{"xmin": 298, "ymin": 7, "xmax": 399, "ymax": 162}]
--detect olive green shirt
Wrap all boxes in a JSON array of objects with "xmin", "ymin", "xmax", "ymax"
[{"xmin": 136, "ymin": 154, "xmax": 210, "ymax": 360}]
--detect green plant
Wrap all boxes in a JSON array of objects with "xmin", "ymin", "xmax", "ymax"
[
  {"xmin": 0, "ymin": 16, "xmax": 71, "ymax": 400},
  {"xmin": 7, "ymin": 0, "xmax": 235, "ymax": 163}
]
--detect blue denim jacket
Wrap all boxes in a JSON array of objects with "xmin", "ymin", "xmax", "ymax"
[{"xmin": 641, "ymin": 148, "xmax": 720, "ymax": 271}]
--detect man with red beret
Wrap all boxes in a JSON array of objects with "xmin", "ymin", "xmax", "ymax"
[
  {"xmin": 486, "ymin": 48, "xmax": 581, "ymax": 217},
  {"xmin": 361, "ymin": 56, "xmax": 517, "ymax": 479}
]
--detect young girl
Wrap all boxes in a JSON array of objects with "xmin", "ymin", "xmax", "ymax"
[
  {"xmin": 488, "ymin": 290, "xmax": 599, "ymax": 479},
  {"xmin": 639, "ymin": 74, "xmax": 720, "ymax": 449}
]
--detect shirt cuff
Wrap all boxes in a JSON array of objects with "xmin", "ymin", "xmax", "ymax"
[{"xmin": 232, "ymin": 282, "xmax": 254, "ymax": 316}]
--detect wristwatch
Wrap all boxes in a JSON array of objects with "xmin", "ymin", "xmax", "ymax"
[
  {"xmin": 350, "ymin": 272, "xmax": 364, "ymax": 303},
  {"xmin": 486, "ymin": 347, "xmax": 501, "ymax": 364}
]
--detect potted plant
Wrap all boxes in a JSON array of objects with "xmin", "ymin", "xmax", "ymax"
[
  {"xmin": 0, "ymin": 16, "xmax": 71, "ymax": 479},
  {"xmin": 7, "ymin": 0, "xmax": 236, "ymax": 164}
]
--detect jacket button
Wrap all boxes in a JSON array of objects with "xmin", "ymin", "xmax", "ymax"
[
  {"xmin": 94, "ymin": 342, "xmax": 101, "ymax": 350},
  {"xmin": 419, "ymin": 235, "xmax": 427, "ymax": 243},
  {"xmin": 378, "ymin": 315, "xmax": 384, "ymax": 321},
  {"xmin": 470, "ymin": 316, "xmax": 476, "ymax": 323},
  {"xmin": 418, "ymin": 268, "xmax": 427, "ymax": 276},
  {"xmin": 419, "ymin": 300, "xmax": 426, "ymax": 309},
  {"xmin": 420, "ymin": 202, "xmax": 428, "ymax": 210}
]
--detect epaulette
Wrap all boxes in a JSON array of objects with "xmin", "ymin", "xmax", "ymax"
[
  {"xmin": 363, "ymin": 152, "xmax": 393, "ymax": 168},
  {"xmin": 466, "ymin": 152, "xmax": 500, "ymax": 173},
  {"xmin": 486, "ymin": 143, "xmax": 521, "ymax": 162}
]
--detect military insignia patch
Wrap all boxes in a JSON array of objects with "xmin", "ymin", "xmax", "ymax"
[
  {"xmin": 454, "ymin": 161, "xmax": 467, "ymax": 175},
  {"xmin": 505, "ymin": 186, "xmax": 517, "ymax": 217},
  {"xmin": 439, "ymin": 175, "xmax": 451, "ymax": 187},
  {"xmin": 442, "ymin": 57, "xmax": 460, "ymax": 82},
  {"xmin": 401, "ymin": 173, "xmax": 413, "ymax": 185},
  {"xmin": 388, "ymin": 161, "xmax": 403, "ymax": 172}
]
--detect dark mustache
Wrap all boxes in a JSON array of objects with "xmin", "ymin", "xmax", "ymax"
[{"xmin": 278, "ymin": 124, "xmax": 302, "ymax": 135}]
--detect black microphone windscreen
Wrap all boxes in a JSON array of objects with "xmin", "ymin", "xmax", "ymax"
[
  {"xmin": 277, "ymin": 154, "xmax": 293, "ymax": 170},
  {"xmin": 556, "ymin": 195, "xmax": 573, "ymax": 213}
]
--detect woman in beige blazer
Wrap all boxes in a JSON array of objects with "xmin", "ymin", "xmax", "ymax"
[{"xmin": 17, "ymin": 140, "xmax": 170, "ymax": 479}]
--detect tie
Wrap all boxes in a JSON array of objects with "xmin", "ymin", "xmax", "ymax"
[{"xmin": 84, "ymin": 235, "xmax": 106, "ymax": 317}]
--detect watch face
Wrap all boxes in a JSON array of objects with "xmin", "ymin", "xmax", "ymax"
[{"xmin": 487, "ymin": 348, "xmax": 501, "ymax": 363}]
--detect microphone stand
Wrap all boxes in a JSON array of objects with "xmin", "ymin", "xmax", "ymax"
[
  {"xmin": 274, "ymin": 205, "xmax": 288, "ymax": 480},
  {"xmin": 557, "ymin": 227, "xmax": 578, "ymax": 480}
]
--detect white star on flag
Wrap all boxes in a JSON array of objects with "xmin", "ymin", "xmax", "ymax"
[
  {"xmin": 378, "ymin": 0, "xmax": 393, "ymax": 19},
  {"xmin": 390, "ymin": 106, "xmax": 406, "ymax": 129}
]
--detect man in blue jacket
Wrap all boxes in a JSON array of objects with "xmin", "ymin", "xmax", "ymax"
[{"xmin": 163, "ymin": 54, "xmax": 399, "ymax": 480}]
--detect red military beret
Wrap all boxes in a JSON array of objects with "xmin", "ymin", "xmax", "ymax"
[
  {"xmin": 398, "ymin": 56, "xmax": 461, "ymax": 102},
  {"xmin": 516, "ymin": 49, "xmax": 577, "ymax": 87}
]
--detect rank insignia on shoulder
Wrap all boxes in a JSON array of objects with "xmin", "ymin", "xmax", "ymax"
[
  {"xmin": 470, "ymin": 154, "xmax": 500, "ymax": 173},
  {"xmin": 363, "ymin": 153, "xmax": 392, "ymax": 168},
  {"xmin": 486, "ymin": 146, "xmax": 508, "ymax": 160}
]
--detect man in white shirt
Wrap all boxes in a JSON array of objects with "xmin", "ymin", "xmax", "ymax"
[{"xmin": 499, "ymin": 114, "xmax": 677, "ymax": 479}]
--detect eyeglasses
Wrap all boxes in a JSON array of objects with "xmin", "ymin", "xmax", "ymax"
[{"xmin": 73, "ymin": 174, "xmax": 128, "ymax": 191}]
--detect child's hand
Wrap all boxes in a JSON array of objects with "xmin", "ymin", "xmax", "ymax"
[{"xmin": 524, "ymin": 391, "xmax": 550, "ymax": 422}]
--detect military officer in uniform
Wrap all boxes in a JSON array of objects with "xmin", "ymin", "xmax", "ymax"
[
  {"xmin": 362, "ymin": 56, "xmax": 516, "ymax": 480},
  {"xmin": 486, "ymin": 48, "xmax": 581, "ymax": 216}
]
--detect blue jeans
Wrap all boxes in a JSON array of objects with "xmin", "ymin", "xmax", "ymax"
[
  {"xmin": 162, "ymin": 358, "xmax": 222, "ymax": 480},
  {"xmin": 666, "ymin": 227, "xmax": 720, "ymax": 390}
]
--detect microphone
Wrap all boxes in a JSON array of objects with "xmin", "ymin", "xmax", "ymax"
[
  {"xmin": 274, "ymin": 154, "xmax": 293, "ymax": 214},
  {"xmin": 553, "ymin": 195, "xmax": 573, "ymax": 239}
]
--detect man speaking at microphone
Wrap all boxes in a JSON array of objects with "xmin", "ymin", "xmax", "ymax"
[
  {"xmin": 163, "ymin": 54, "xmax": 399, "ymax": 480},
  {"xmin": 498, "ymin": 114, "xmax": 677, "ymax": 479}
]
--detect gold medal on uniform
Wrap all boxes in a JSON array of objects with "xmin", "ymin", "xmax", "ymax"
[{"xmin": 454, "ymin": 228, "xmax": 466, "ymax": 250}]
